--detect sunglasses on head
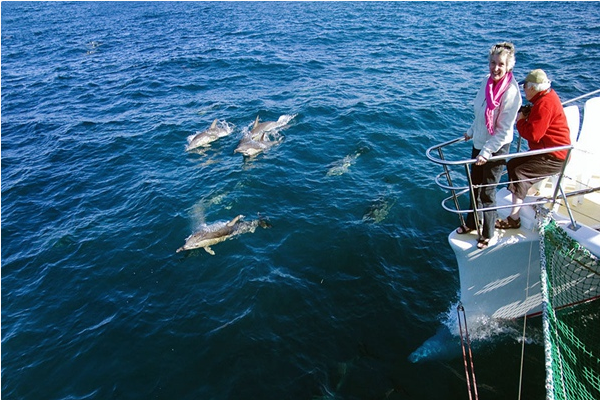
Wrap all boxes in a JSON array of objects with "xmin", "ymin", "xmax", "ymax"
[{"xmin": 494, "ymin": 43, "xmax": 514, "ymax": 52}]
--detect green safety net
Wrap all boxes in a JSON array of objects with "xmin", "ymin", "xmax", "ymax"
[{"xmin": 539, "ymin": 218, "xmax": 600, "ymax": 400}]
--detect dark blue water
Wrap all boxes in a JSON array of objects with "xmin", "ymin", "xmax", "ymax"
[{"xmin": 3, "ymin": 2, "xmax": 600, "ymax": 399}]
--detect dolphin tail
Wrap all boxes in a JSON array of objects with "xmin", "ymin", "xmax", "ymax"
[{"xmin": 210, "ymin": 119, "xmax": 218, "ymax": 129}]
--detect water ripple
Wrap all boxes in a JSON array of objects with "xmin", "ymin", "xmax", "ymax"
[{"xmin": 2, "ymin": 2, "xmax": 599, "ymax": 400}]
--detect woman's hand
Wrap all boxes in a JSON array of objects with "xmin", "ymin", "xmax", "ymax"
[
  {"xmin": 464, "ymin": 132, "xmax": 471, "ymax": 141},
  {"xmin": 475, "ymin": 155, "xmax": 487, "ymax": 165}
]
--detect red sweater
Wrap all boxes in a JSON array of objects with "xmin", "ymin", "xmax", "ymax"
[{"xmin": 516, "ymin": 89, "xmax": 571, "ymax": 160}]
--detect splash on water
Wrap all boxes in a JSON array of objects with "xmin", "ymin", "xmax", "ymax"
[{"xmin": 408, "ymin": 300, "xmax": 542, "ymax": 363}]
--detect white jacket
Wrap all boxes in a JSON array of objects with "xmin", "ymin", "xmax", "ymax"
[{"xmin": 466, "ymin": 74, "xmax": 522, "ymax": 160}]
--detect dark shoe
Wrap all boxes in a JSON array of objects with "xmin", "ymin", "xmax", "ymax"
[
  {"xmin": 495, "ymin": 216, "xmax": 521, "ymax": 229},
  {"xmin": 456, "ymin": 224, "xmax": 474, "ymax": 234},
  {"xmin": 477, "ymin": 237, "xmax": 490, "ymax": 250}
]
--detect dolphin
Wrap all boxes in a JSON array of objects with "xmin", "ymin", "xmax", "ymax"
[
  {"xmin": 326, "ymin": 153, "xmax": 360, "ymax": 176},
  {"xmin": 233, "ymin": 133, "xmax": 282, "ymax": 157},
  {"xmin": 176, "ymin": 214, "xmax": 271, "ymax": 255},
  {"xmin": 362, "ymin": 196, "xmax": 396, "ymax": 223},
  {"xmin": 234, "ymin": 114, "xmax": 295, "ymax": 157},
  {"xmin": 326, "ymin": 147, "xmax": 369, "ymax": 176},
  {"xmin": 185, "ymin": 119, "xmax": 233, "ymax": 151},
  {"xmin": 233, "ymin": 114, "xmax": 296, "ymax": 157},
  {"xmin": 249, "ymin": 116, "xmax": 281, "ymax": 139}
]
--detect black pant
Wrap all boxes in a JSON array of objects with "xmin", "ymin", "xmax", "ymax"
[{"xmin": 466, "ymin": 144, "xmax": 510, "ymax": 239}]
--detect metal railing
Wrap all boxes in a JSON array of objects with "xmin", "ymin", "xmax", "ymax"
[{"xmin": 425, "ymin": 140, "xmax": 588, "ymax": 232}]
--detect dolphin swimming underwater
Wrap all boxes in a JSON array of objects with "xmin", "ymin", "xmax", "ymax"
[
  {"xmin": 326, "ymin": 146, "xmax": 369, "ymax": 176},
  {"xmin": 176, "ymin": 214, "xmax": 271, "ymax": 255},
  {"xmin": 185, "ymin": 119, "xmax": 233, "ymax": 151},
  {"xmin": 362, "ymin": 196, "xmax": 396, "ymax": 223}
]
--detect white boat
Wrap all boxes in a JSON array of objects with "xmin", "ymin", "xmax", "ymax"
[
  {"xmin": 427, "ymin": 91, "xmax": 600, "ymax": 321},
  {"xmin": 426, "ymin": 90, "xmax": 600, "ymax": 399}
]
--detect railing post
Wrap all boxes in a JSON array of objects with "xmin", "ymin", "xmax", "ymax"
[
  {"xmin": 551, "ymin": 147, "xmax": 571, "ymax": 205},
  {"xmin": 551, "ymin": 148, "xmax": 580, "ymax": 230},
  {"xmin": 437, "ymin": 147, "xmax": 466, "ymax": 228},
  {"xmin": 464, "ymin": 163, "xmax": 482, "ymax": 236}
]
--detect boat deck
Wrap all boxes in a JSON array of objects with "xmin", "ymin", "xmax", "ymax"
[{"xmin": 552, "ymin": 176, "xmax": 600, "ymax": 230}]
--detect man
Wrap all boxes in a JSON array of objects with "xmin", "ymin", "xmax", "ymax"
[{"xmin": 496, "ymin": 69, "xmax": 571, "ymax": 229}]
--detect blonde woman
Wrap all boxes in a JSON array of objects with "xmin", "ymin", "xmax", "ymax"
[{"xmin": 457, "ymin": 42, "xmax": 522, "ymax": 249}]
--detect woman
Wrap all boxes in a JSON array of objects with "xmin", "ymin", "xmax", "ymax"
[{"xmin": 456, "ymin": 42, "xmax": 521, "ymax": 249}]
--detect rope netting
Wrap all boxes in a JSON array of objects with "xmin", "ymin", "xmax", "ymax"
[{"xmin": 539, "ymin": 217, "xmax": 600, "ymax": 400}]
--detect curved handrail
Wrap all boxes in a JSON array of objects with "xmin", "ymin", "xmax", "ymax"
[
  {"xmin": 425, "ymin": 137, "xmax": 466, "ymax": 165},
  {"xmin": 426, "ymin": 139, "xmax": 573, "ymax": 167}
]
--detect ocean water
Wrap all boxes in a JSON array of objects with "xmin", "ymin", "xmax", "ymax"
[{"xmin": 2, "ymin": 2, "xmax": 600, "ymax": 399}]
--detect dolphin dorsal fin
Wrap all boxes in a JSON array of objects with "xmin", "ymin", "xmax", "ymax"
[
  {"xmin": 227, "ymin": 215, "xmax": 244, "ymax": 227},
  {"xmin": 210, "ymin": 119, "xmax": 218, "ymax": 129},
  {"xmin": 253, "ymin": 116, "xmax": 259, "ymax": 130}
]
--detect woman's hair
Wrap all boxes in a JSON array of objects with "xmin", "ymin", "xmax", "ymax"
[{"xmin": 489, "ymin": 42, "xmax": 516, "ymax": 71}]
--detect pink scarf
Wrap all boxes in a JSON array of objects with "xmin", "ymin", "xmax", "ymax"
[{"xmin": 485, "ymin": 71, "xmax": 513, "ymax": 135}]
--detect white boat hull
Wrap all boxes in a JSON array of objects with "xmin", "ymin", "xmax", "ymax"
[
  {"xmin": 451, "ymin": 188, "xmax": 600, "ymax": 321},
  {"xmin": 450, "ymin": 224, "xmax": 543, "ymax": 320}
]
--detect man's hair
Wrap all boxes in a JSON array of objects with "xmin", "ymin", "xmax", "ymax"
[
  {"xmin": 489, "ymin": 42, "xmax": 516, "ymax": 72},
  {"xmin": 526, "ymin": 81, "xmax": 552, "ymax": 92}
]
